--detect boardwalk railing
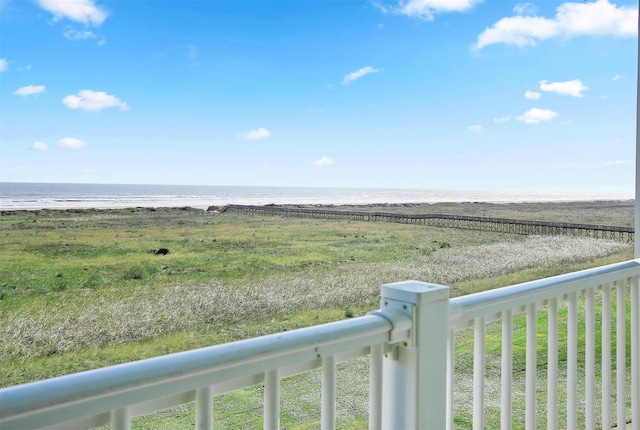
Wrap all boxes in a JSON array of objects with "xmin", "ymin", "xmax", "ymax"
[
  {"xmin": 222, "ymin": 204, "xmax": 635, "ymax": 242},
  {"xmin": 1, "ymin": 260, "xmax": 639, "ymax": 429}
]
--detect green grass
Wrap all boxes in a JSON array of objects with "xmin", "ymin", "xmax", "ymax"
[
  {"xmin": 0, "ymin": 206, "xmax": 635, "ymax": 429},
  {"xmin": 0, "ymin": 210, "xmax": 504, "ymax": 300}
]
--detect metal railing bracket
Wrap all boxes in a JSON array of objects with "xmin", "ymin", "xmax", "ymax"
[{"xmin": 368, "ymin": 299, "xmax": 414, "ymax": 347}]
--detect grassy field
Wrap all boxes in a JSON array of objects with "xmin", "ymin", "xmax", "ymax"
[{"xmin": 0, "ymin": 202, "xmax": 635, "ymax": 428}]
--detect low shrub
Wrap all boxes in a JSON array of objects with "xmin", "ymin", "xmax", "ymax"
[
  {"xmin": 83, "ymin": 273, "xmax": 105, "ymax": 289},
  {"xmin": 123, "ymin": 265, "xmax": 160, "ymax": 280}
]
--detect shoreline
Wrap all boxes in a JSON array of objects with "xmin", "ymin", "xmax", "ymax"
[{"xmin": 2, "ymin": 183, "xmax": 633, "ymax": 212}]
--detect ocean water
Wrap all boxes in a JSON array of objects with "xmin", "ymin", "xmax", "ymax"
[{"xmin": 0, "ymin": 182, "xmax": 633, "ymax": 211}]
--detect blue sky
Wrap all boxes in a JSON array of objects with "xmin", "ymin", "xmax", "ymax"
[{"xmin": 0, "ymin": 0, "xmax": 637, "ymax": 193}]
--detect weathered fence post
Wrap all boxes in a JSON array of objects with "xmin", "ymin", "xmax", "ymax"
[{"xmin": 380, "ymin": 281, "xmax": 449, "ymax": 429}]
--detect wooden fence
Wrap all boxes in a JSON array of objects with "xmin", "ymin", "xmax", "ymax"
[{"xmin": 220, "ymin": 204, "xmax": 634, "ymax": 242}]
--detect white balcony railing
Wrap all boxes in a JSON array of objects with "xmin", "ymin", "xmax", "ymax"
[{"xmin": 1, "ymin": 259, "xmax": 639, "ymax": 429}]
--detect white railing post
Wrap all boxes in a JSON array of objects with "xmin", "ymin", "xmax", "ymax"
[
  {"xmin": 196, "ymin": 386, "xmax": 213, "ymax": 430},
  {"xmin": 632, "ymin": 276, "xmax": 639, "ymax": 430},
  {"xmin": 321, "ymin": 355, "xmax": 337, "ymax": 430},
  {"xmin": 110, "ymin": 407, "xmax": 131, "ymax": 430},
  {"xmin": 369, "ymin": 343, "xmax": 384, "ymax": 430},
  {"xmin": 264, "ymin": 369, "xmax": 280, "ymax": 430},
  {"xmin": 634, "ymin": 0, "xmax": 640, "ymax": 259},
  {"xmin": 380, "ymin": 280, "xmax": 449, "ymax": 429}
]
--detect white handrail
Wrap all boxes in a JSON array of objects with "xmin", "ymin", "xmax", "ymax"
[
  {"xmin": 448, "ymin": 258, "xmax": 640, "ymax": 329},
  {"xmin": 0, "ymin": 313, "xmax": 408, "ymax": 430}
]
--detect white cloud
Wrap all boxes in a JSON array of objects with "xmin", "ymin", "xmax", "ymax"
[
  {"xmin": 474, "ymin": 0, "xmax": 637, "ymax": 49},
  {"xmin": 13, "ymin": 85, "xmax": 45, "ymax": 96},
  {"xmin": 525, "ymin": 90, "xmax": 541, "ymax": 99},
  {"xmin": 513, "ymin": 3, "xmax": 537, "ymax": 16},
  {"xmin": 33, "ymin": 141, "xmax": 49, "ymax": 151},
  {"xmin": 343, "ymin": 66, "xmax": 381, "ymax": 85},
  {"xmin": 62, "ymin": 90, "xmax": 129, "ymax": 111},
  {"xmin": 37, "ymin": 0, "xmax": 108, "ymax": 25},
  {"xmin": 387, "ymin": 0, "xmax": 481, "ymax": 20},
  {"xmin": 241, "ymin": 127, "xmax": 271, "ymax": 140},
  {"xmin": 468, "ymin": 124, "xmax": 482, "ymax": 132},
  {"xmin": 517, "ymin": 108, "xmax": 558, "ymax": 124},
  {"xmin": 613, "ymin": 74, "xmax": 624, "ymax": 80},
  {"xmin": 539, "ymin": 79, "xmax": 587, "ymax": 97},
  {"xmin": 63, "ymin": 26, "xmax": 105, "ymax": 45},
  {"xmin": 474, "ymin": 15, "xmax": 558, "ymax": 49},
  {"xmin": 313, "ymin": 156, "xmax": 334, "ymax": 167},
  {"xmin": 64, "ymin": 27, "xmax": 97, "ymax": 41},
  {"xmin": 0, "ymin": 58, "xmax": 7, "ymax": 72},
  {"xmin": 493, "ymin": 115, "xmax": 511, "ymax": 123},
  {"xmin": 57, "ymin": 137, "xmax": 86, "ymax": 149}
]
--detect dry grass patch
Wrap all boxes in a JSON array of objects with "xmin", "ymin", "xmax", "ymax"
[{"xmin": 1, "ymin": 235, "xmax": 630, "ymax": 361}]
